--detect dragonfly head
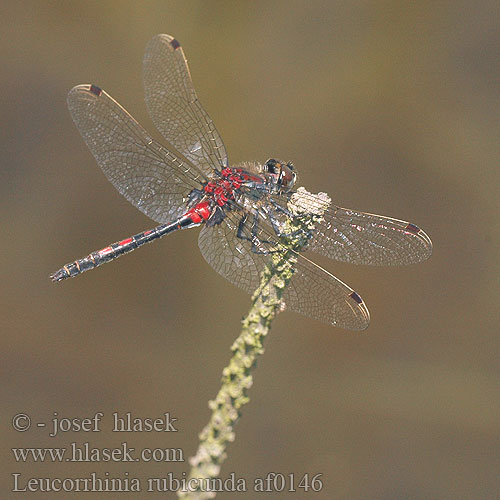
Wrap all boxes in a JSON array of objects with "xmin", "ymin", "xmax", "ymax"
[{"xmin": 263, "ymin": 159, "xmax": 297, "ymax": 192}]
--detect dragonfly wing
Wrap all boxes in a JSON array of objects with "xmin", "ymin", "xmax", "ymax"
[
  {"xmin": 308, "ymin": 206, "xmax": 433, "ymax": 265},
  {"xmin": 281, "ymin": 253, "xmax": 369, "ymax": 330},
  {"xmin": 143, "ymin": 34, "xmax": 228, "ymax": 176},
  {"xmin": 273, "ymin": 192, "xmax": 432, "ymax": 266},
  {"xmin": 198, "ymin": 209, "xmax": 369, "ymax": 330},
  {"xmin": 198, "ymin": 212, "xmax": 262, "ymax": 295},
  {"xmin": 233, "ymin": 161, "xmax": 264, "ymax": 176},
  {"xmin": 67, "ymin": 84, "xmax": 206, "ymax": 223}
]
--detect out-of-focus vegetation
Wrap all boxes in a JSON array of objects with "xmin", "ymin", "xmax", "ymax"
[{"xmin": 2, "ymin": 2, "xmax": 499, "ymax": 499}]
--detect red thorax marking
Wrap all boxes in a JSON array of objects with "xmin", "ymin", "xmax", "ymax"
[
  {"xmin": 203, "ymin": 169, "xmax": 245, "ymax": 207},
  {"xmin": 233, "ymin": 168, "xmax": 261, "ymax": 183}
]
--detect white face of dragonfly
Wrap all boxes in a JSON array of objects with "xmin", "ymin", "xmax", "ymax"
[{"xmin": 262, "ymin": 159, "xmax": 297, "ymax": 192}]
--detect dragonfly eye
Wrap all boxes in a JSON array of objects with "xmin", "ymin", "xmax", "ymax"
[
  {"xmin": 263, "ymin": 158, "xmax": 280, "ymax": 174},
  {"xmin": 278, "ymin": 163, "xmax": 296, "ymax": 191},
  {"xmin": 263, "ymin": 159, "xmax": 296, "ymax": 190}
]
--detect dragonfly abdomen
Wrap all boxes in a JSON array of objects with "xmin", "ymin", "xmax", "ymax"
[
  {"xmin": 50, "ymin": 217, "xmax": 190, "ymax": 282},
  {"xmin": 51, "ymin": 202, "xmax": 212, "ymax": 282}
]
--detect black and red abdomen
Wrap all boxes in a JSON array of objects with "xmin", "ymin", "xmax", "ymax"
[{"xmin": 184, "ymin": 201, "xmax": 211, "ymax": 223}]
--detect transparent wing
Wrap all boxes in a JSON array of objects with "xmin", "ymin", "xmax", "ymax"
[
  {"xmin": 143, "ymin": 34, "xmax": 228, "ymax": 177},
  {"xmin": 198, "ymin": 208, "xmax": 369, "ymax": 330},
  {"xmin": 67, "ymin": 84, "xmax": 208, "ymax": 223},
  {"xmin": 233, "ymin": 161, "xmax": 264, "ymax": 176},
  {"xmin": 271, "ymin": 191, "xmax": 433, "ymax": 266}
]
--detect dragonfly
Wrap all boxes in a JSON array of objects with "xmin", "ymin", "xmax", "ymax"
[{"xmin": 51, "ymin": 34, "xmax": 432, "ymax": 330}]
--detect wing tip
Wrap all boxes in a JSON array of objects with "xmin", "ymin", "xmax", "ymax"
[
  {"xmin": 89, "ymin": 84, "xmax": 103, "ymax": 96},
  {"xmin": 169, "ymin": 38, "xmax": 181, "ymax": 50},
  {"xmin": 347, "ymin": 291, "xmax": 371, "ymax": 331},
  {"xmin": 406, "ymin": 223, "xmax": 433, "ymax": 263},
  {"xmin": 419, "ymin": 228, "xmax": 433, "ymax": 259},
  {"xmin": 357, "ymin": 308, "xmax": 371, "ymax": 331},
  {"xmin": 68, "ymin": 84, "xmax": 104, "ymax": 98},
  {"xmin": 349, "ymin": 291, "xmax": 363, "ymax": 304},
  {"xmin": 149, "ymin": 33, "xmax": 181, "ymax": 51}
]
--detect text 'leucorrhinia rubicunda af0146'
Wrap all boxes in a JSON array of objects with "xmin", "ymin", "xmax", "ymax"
[{"xmin": 51, "ymin": 34, "xmax": 432, "ymax": 330}]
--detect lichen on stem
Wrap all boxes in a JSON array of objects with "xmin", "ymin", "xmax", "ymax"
[{"xmin": 177, "ymin": 188, "xmax": 330, "ymax": 499}]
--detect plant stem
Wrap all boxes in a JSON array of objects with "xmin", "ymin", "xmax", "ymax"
[{"xmin": 177, "ymin": 188, "xmax": 329, "ymax": 499}]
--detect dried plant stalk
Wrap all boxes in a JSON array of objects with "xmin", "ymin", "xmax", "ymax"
[{"xmin": 177, "ymin": 188, "xmax": 329, "ymax": 499}]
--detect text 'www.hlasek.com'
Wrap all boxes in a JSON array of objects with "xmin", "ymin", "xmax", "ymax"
[{"xmin": 11, "ymin": 411, "xmax": 324, "ymax": 494}]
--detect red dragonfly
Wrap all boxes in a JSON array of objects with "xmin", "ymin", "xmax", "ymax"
[{"xmin": 51, "ymin": 34, "xmax": 432, "ymax": 330}]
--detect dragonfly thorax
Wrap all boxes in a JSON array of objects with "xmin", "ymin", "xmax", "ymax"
[{"xmin": 203, "ymin": 168, "xmax": 246, "ymax": 207}]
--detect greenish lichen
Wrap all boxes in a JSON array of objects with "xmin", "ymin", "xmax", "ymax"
[{"xmin": 177, "ymin": 188, "xmax": 329, "ymax": 499}]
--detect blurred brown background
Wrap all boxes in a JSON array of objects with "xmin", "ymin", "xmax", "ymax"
[{"xmin": 2, "ymin": 1, "xmax": 499, "ymax": 499}]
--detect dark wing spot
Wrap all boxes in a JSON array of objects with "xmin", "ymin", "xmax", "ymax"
[
  {"xmin": 350, "ymin": 291, "xmax": 363, "ymax": 304},
  {"xmin": 89, "ymin": 85, "xmax": 102, "ymax": 96},
  {"xmin": 406, "ymin": 223, "xmax": 420, "ymax": 234},
  {"xmin": 170, "ymin": 39, "xmax": 181, "ymax": 50}
]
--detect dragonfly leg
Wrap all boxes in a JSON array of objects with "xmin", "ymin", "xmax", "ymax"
[
  {"xmin": 268, "ymin": 198, "xmax": 295, "ymax": 218},
  {"xmin": 267, "ymin": 200, "xmax": 311, "ymax": 240},
  {"xmin": 237, "ymin": 213, "xmax": 277, "ymax": 255},
  {"xmin": 268, "ymin": 198, "xmax": 312, "ymax": 224}
]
